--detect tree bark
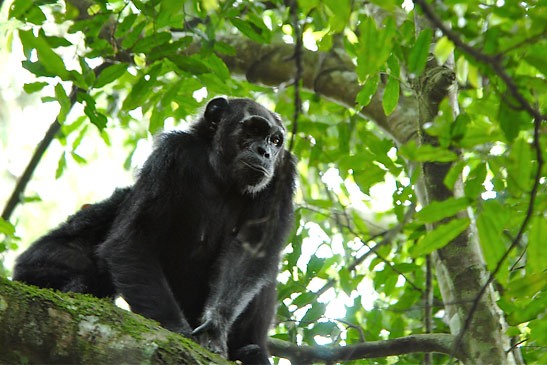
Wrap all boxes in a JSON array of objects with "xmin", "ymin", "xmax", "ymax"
[{"xmin": 0, "ymin": 278, "xmax": 229, "ymax": 364}]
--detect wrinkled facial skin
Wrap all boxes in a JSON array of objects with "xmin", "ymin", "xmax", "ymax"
[{"xmin": 205, "ymin": 98, "xmax": 287, "ymax": 194}]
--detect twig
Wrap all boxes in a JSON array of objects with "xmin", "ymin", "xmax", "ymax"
[
  {"xmin": 288, "ymin": 1, "xmax": 303, "ymax": 152},
  {"xmin": 424, "ymin": 254, "xmax": 433, "ymax": 365},
  {"xmin": 1, "ymin": 86, "xmax": 77, "ymax": 221},
  {"xmin": 2, "ymin": 62, "xmax": 113, "ymax": 222},
  {"xmin": 413, "ymin": 0, "xmax": 546, "ymax": 122}
]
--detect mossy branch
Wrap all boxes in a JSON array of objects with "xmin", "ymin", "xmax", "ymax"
[{"xmin": 0, "ymin": 277, "xmax": 229, "ymax": 364}]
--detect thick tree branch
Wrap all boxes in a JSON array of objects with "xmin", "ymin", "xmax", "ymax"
[
  {"xmin": 0, "ymin": 278, "xmax": 229, "ymax": 364},
  {"xmin": 184, "ymin": 35, "xmax": 419, "ymax": 145}
]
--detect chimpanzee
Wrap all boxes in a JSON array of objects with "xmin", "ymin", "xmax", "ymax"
[{"xmin": 13, "ymin": 97, "xmax": 296, "ymax": 364}]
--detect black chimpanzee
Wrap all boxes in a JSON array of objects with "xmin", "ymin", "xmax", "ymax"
[{"xmin": 13, "ymin": 97, "xmax": 296, "ymax": 364}]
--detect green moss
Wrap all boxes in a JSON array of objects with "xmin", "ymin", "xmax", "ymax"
[{"xmin": 1, "ymin": 277, "xmax": 232, "ymax": 364}]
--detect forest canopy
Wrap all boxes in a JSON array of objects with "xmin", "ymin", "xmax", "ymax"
[{"xmin": 0, "ymin": 0, "xmax": 546, "ymax": 364}]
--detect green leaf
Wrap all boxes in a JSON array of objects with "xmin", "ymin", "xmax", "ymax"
[
  {"xmin": 300, "ymin": 302, "xmax": 326, "ymax": 324},
  {"xmin": 410, "ymin": 218, "xmax": 470, "ymax": 257},
  {"xmin": 434, "ymin": 36, "xmax": 455, "ymax": 65},
  {"xmin": 171, "ymin": 54, "xmax": 210, "ymax": 74},
  {"xmin": 55, "ymin": 83, "xmax": 71, "ymax": 123},
  {"xmin": 23, "ymin": 82, "xmax": 48, "ymax": 94},
  {"xmin": 19, "ymin": 30, "xmax": 69, "ymax": 80},
  {"xmin": 149, "ymin": 105, "xmax": 166, "ymax": 134},
  {"xmin": 115, "ymin": 13, "xmax": 138, "ymax": 38},
  {"xmin": 306, "ymin": 255, "xmax": 324, "ymax": 279},
  {"xmin": 84, "ymin": 106, "xmax": 108, "ymax": 130},
  {"xmin": 9, "ymin": 0, "xmax": 33, "ymax": 19},
  {"xmin": 149, "ymin": 37, "xmax": 193, "ymax": 63},
  {"xmin": 206, "ymin": 54, "xmax": 230, "ymax": 81},
  {"xmin": 94, "ymin": 63, "xmax": 128, "ymax": 88},
  {"xmin": 387, "ymin": 54, "xmax": 400, "ymax": 78},
  {"xmin": 337, "ymin": 122, "xmax": 350, "ymax": 154},
  {"xmin": 122, "ymin": 67, "xmax": 159, "ymax": 111},
  {"xmin": 443, "ymin": 160, "xmax": 465, "ymax": 190},
  {"xmin": 121, "ymin": 21, "xmax": 147, "ymax": 49},
  {"xmin": 297, "ymin": 0, "xmax": 319, "ymax": 14},
  {"xmin": 477, "ymin": 202, "xmax": 508, "ymax": 280},
  {"xmin": 293, "ymin": 292, "xmax": 316, "ymax": 307},
  {"xmin": 527, "ymin": 215, "xmax": 547, "ymax": 274},
  {"xmin": 382, "ymin": 75, "xmax": 399, "ymax": 116},
  {"xmin": 399, "ymin": 140, "xmax": 458, "ymax": 162},
  {"xmin": 70, "ymin": 152, "xmax": 87, "ymax": 165},
  {"xmin": 353, "ymin": 162, "xmax": 386, "ymax": 194},
  {"xmin": 80, "ymin": 93, "xmax": 108, "ymax": 130},
  {"xmin": 324, "ymin": 0, "xmax": 351, "ymax": 33},
  {"xmin": 356, "ymin": 16, "xmax": 395, "ymax": 79},
  {"xmin": 22, "ymin": 60, "xmax": 55, "ymax": 77},
  {"xmin": 508, "ymin": 292, "xmax": 547, "ymax": 325},
  {"xmin": 213, "ymin": 41, "xmax": 236, "ymax": 56},
  {"xmin": 507, "ymin": 137, "xmax": 532, "ymax": 192},
  {"xmin": 408, "ymin": 28, "xmax": 432, "ymax": 74},
  {"xmin": 356, "ymin": 73, "xmax": 380, "ymax": 108},
  {"xmin": 55, "ymin": 152, "xmax": 67, "ymax": 179},
  {"xmin": 132, "ymin": 32, "xmax": 171, "ymax": 53},
  {"xmin": 230, "ymin": 17, "xmax": 271, "ymax": 44},
  {"xmin": 34, "ymin": 35, "xmax": 69, "ymax": 80},
  {"xmin": 508, "ymin": 272, "xmax": 547, "ymax": 298},
  {"xmin": 41, "ymin": 32, "xmax": 72, "ymax": 48},
  {"xmin": 0, "ymin": 218, "xmax": 16, "ymax": 236},
  {"xmin": 416, "ymin": 197, "xmax": 470, "ymax": 223},
  {"xmin": 464, "ymin": 162, "xmax": 487, "ymax": 198},
  {"xmin": 498, "ymin": 100, "xmax": 530, "ymax": 142},
  {"xmin": 524, "ymin": 44, "xmax": 547, "ymax": 75}
]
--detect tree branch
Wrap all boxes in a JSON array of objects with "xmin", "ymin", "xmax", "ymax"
[
  {"xmin": 183, "ymin": 35, "xmax": 419, "ymax": 145},
  {"xmin": 268, "ymin": 334, "xmax": 459, "ymax": 364},
  {"xmin": 1, "ymin": 86, "xmax": 77, "ymax": 222},
  {"xmin": 1, "ymin": 62, "xmax": 116, "ymax": 222},
  {"xmin": 0, "ymin": 278, "xmax": 228, "ymax": 364}
]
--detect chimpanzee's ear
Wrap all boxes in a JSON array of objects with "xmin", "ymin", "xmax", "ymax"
[{"xmin": 204, "ymin": 96, "xmax": 229, "ymax": 124}]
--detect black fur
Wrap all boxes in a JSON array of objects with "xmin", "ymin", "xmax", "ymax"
[{"xmin": 13, "ymin": 97, "xmax": 296, "ymax": 364}]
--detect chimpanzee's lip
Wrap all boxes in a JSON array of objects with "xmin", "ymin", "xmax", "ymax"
[{"xmin": 241, "ymin": 161, "xmax": 269, "ymax": 175}]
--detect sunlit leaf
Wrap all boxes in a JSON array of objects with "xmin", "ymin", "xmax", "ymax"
[
  {"xmin": 410, "ymin": 218, "xmax": 470, "ymax": 257},
  {"xmin": 508, "ymin": 272, "xmax": 547, "ymax": 298},
  {"xmin": 527, "ymin": 215, "xmax": 547, "ymax": 274},
  {"xmin": 55, "ymin": 83, "xmax": 71, "ymax": 123},
  {"xmin": 94, "ymin": 63, "xmax": 128, "ymax": 88},
  {"xmin": 356, "ymin": 73, "xmax": 380, "ymax": 108},
  {"xmin": 416, "ymin": 197, "xmax": 470, "ymax": 223},
  {"xmin": 408, "ymin": 28, "xmax": 432, "ymax": 74},
  {"xmin": 399, "ymin": 140, "xmax": 458, "ymax": 162},
  {"xmin": 23, "ymin": 82, "xmax": 48, "ymax": 94},
  {"xmin": 434, "ymin": 36, "xmax": 455, "ymax": 65},
  {"xmin": 382, "ymin": 75, "xmax": 399, "ymax": 116}
]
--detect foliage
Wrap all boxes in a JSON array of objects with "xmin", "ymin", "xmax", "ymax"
[{"xmin": 1, "ymin": 0, "xmax": 546, "ymax": 363}]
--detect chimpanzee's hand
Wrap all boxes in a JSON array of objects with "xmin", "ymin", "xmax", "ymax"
[{"xmin": 192, "ymin": 316, "xmax": 228, "ymax": 358}]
